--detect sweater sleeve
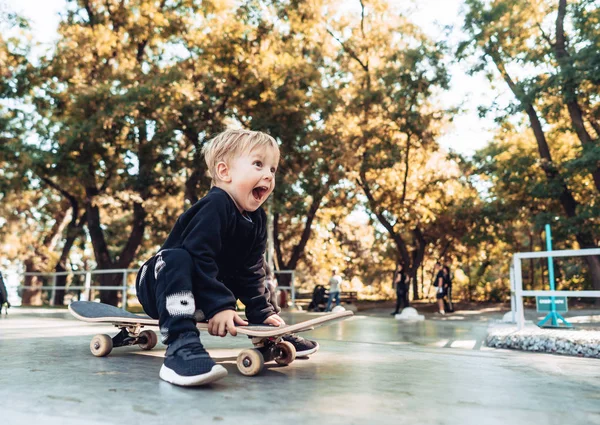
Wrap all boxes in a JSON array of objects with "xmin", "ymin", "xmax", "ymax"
[
  {"xmin": 234, "ymin": 209, "xmax": 274, "ymax": 323},
  {"xmin": 181, "ymin": 196, "xmax": 237, "ymax": 319}
]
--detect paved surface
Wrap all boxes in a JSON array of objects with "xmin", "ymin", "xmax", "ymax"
[{"xmin": 1, "ymin": 307, "xmax": 600, "ymax": 425}]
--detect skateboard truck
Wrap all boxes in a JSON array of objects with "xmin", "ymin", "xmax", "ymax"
[
  {"xmin": 236, "ymin": 337, "xmax": 296, "ymax": 376},
  {"xmin": 89, "ymin": 324, "xmax": 158, "ymax": 357}
]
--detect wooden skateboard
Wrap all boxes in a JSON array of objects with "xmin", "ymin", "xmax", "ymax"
[{"xmin": 68, "ymin": 301, "xmax": 353, "ymax": 376}]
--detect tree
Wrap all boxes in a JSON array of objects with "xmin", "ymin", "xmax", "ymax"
[
  {"xmin": 28, "ymin": 0, "xmax": 210, "ymax": 304},
  {"xmin": 1, "ymin": 11, "xmax": 57, "ymax": 304},
  {"xmin": 229, "ymin": 0, "xmax": 348, "ymax": 278},
  {"xmin": 326, "ymin": 0, "xmax": 466, "ymax": 298},
  {"xmin": 460, "ymin": 0, "xmax": 600, "ymax": 292}
]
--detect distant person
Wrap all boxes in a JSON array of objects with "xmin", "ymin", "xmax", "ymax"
[
  {"xmin": 308, "ymin": 284, "xmax": 327, "ymax": 312},
  {"xmin": 0, "ymin": 271, "xmax": 10, "ymax": 315},
  {"xmin": 391, "ymin": 263, "xmax": 408, "ymax": 315},
  {"xmin": 443, "ymin": 265, "xmax": 454, "ymax": 313},
  {"xmin": 325, "ymin": 268, "xmax": 342, "ymax": 312},
  {"xmin": 433, "ymin": 262, "xmax": 446, "ymax": 315}
]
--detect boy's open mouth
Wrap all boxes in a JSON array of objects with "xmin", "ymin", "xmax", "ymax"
[{"xmin": 252, "ymin": 186, "xmax": 269, "ymax": 201}]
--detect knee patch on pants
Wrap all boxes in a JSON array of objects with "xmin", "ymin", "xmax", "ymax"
[{"xmin": 165, "ymin": 291, "xmax": 196, "ymax": 317}]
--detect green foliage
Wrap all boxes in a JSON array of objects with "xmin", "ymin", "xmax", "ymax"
[
  {"xmin": 2, "ymin": 0, "xmax": 598, "ymax": 305},
  {"xmin": 459, "ymin": 0, "xmax": 600, "ymax": 293}
]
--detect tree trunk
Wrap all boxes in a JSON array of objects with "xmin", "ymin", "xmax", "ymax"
[
  {"xmin": 420, "ymin": 262, "xmax": 425, "ymax": 301},
  {"xmin": 183, "ymin": 132, "xmax": 204, "ymax": 206},
  {"xmin": 466, "ymin": 261, "xmax": 472, "ymax": 302},
  {"xmin": 20, "ymin": 199, "xmax": 71, "ymax": 306},
  {"xmin": 85, "ymin": 188, "xmax": 120, "ymax": 306},
  {"xmin": 284, "ymin": 193, "xmax": 325, "ymax": 271},
  {"xmin": 553, "ymin": 0, "xmax": 600, "ymax": 193},
  {"xmin": 358, "ymin": 168, "xmax": 428, "ymax": 300},
  {"xmin": 83, "ymin": 125, "xmax": 150, "ymax": 306},
  {"xmin": 39, "ymin": 177, "xmax": 88, "ymax": 306},
  {"xmin": 53, "ymin": 213, "xmax": 86, "ymax": 306},
  {"xmin": 53, "ymin": 263, "xmax": 68, "ymax": 306},
  {"xmin": 85, "ymin": 198, "xmax": 147, "ymax": 306},
  {"xmin": 491, "ymin": 49, "xmax": 600, "ymax": 294},
  {"xmin": 411, "ymin": 270, "xmax": 418, "ymax": 302},
  {"xmin": 273, "ymin": 191, "xmax": 327, "ymax": 289},
  {"xmin": 410, "ymin": 228, "xmax": 426, "ymax": 300},
  {"xmin": 21, "ymin": 259, "xmax": 43, "ymax": 306}
]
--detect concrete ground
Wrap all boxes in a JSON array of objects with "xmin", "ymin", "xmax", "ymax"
[{"xmin": 1, "ymin": 306, "xmax": 599, "ymax": 425}]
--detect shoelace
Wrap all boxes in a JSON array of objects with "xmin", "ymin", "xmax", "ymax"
[
  {"xmin": 179, "ymin": 344, "xmax": 210, "ymax": 359},
  {"xmin": 284, "ymin": 334, "xmax": 303, "ymax": 343}
]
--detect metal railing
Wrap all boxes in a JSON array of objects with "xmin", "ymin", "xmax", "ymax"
[
  {"xmin": 510, "ymin": 248, "xmax": 600, "ymax": 329},
  {"xmin": 274, "ymin": 269, "xmax": 296, "ymax": 308},
  {"xmin": 14, "ymin": 268, "xmax": 298, "ymax": 310},
  {"xmin": 16, "ymin": 269, "xmax": 138, "ymax": 310}
]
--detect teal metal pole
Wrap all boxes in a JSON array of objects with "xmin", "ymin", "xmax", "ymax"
[
  {"xmin": 545, "ymin": 224, "xmax": 557, "ymax": 326},
  {"xmin": 538, "ymin": 224, "xmax": 572, "ymax": 328}
]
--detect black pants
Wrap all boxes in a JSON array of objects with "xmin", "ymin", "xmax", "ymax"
[
  {"xmin": 394, "ymin": 291, "xmax": 408, "ymax": 313},
  {"xmin": 136, "ymin": 249, "xmax": 199, "ymax": 344},
  {"xmin": 443, "ymin": 286, "xmax": 454, "ymax": 312}
]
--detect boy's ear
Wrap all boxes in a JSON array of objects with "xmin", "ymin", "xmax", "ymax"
[{"xmin": 215, "ymin": 161, "xmax": 231, "ymax": 183}]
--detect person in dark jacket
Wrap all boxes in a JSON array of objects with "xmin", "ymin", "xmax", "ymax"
[
  {"xmin": 434, "ymin": 262, "xmax": 446, "ymax": 314},
  {"xmin": 0, "ymin": 271, "xmax": 10, "ymax": 314},
  {"xmin": 136, "ymin": 129, "xmax": 286, "ymax": 387},
  {"xmin": 443, "ymin": 265, "xmax": 454, "ymax": 313},
  {"xmin": 391, "ymin": 264, "xmax": 408, "ymax": 315}
]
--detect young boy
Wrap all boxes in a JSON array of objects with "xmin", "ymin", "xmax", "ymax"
[{"xmin": 135, "ymin": 129, "xmax": 311, "ymax": 387}]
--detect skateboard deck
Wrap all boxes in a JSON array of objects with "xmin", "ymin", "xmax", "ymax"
[{"xmin": 69, "ymin": 301, "xmax": 353, "ymax": 376}]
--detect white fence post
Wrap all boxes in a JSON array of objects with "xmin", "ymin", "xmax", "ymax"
[
  {"xmin": 84, "ymin": 272, "xmax": 92, "ymax": 302},
  {"xmin": 122, "ymin": 270, "xmax": 128, "ymax": 311},
  {"xmin": 509, "ymin": 262, "xmax": 516, "ymax": 323},
  {"xmin": 514, "ymin": 257, "xmax": 525, "ymax": 330},
  {"xmin": 510, "ymin": 248, "xmax": 600, "ymax": 330},
  {"xmin": 290, "ymin": 270, "xmax": 296, "ymax": 308},
  {"xmin": 50, "ymin": 275, "xmax": 57, "ymax": 306}
]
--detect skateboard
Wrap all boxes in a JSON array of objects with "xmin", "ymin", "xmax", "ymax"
[{"xmin": 68, "ymin": 301, "xmax": 353, "ymax": 376}]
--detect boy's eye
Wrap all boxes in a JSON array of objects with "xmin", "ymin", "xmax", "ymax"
[
  {"xmin": 271, "ymin": 168, "xmax": 277, "ymax": 174},
  {"xmin": 254, "ymin": 161, "xmax": 262, "ymax": 167}
]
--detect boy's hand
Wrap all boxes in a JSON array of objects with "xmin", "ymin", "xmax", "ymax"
[
  {"xmin": 263, "ymin": 314, "xmax": 286, "ymax": 327},
  {"xmin": 208, "ymin": 310, "xmax": 248, "ymax": 337}
]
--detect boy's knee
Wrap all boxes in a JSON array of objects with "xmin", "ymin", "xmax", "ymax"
[{"xmin": 154, "ymin": 249, "xmax": 193, "ymax": 279}]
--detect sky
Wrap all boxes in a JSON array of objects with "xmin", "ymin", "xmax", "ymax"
[{"xmin": 4, "ymin": 0, "xmax": 501, "ymax": 156}]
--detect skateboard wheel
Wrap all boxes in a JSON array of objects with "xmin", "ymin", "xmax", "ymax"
[
  {"xmin": 236, "ymin": 348, "xmax": 264, "ymax": 376},
  {"xmin": 90, "ymin": 334, "xmax": 113, "ymax": 357},
  {"xmin": 138, "ymin": 330, "xmax": 158, "ymax": 350},
  {"xmin": 275, "ymin": 341, "xmax": 296, "ymax": 366}
]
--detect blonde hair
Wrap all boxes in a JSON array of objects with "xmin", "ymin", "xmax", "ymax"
[{"xmin": 201, "ymin": 129, "xmax": 279, "ymax": 183}]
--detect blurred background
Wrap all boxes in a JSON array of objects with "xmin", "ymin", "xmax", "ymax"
[{"xmin": 0, "ymin": 0, "xmax": 598, "ymax": 309}]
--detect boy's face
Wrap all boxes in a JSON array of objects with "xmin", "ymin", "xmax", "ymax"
[{"xmin": 219, "ymin": 146, "xmax": 278, "ymax": 212}]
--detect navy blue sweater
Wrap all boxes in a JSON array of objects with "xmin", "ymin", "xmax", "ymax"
[{"xmin": 160, "ymin": 187, "xmax": 274, "ymax": 323}]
